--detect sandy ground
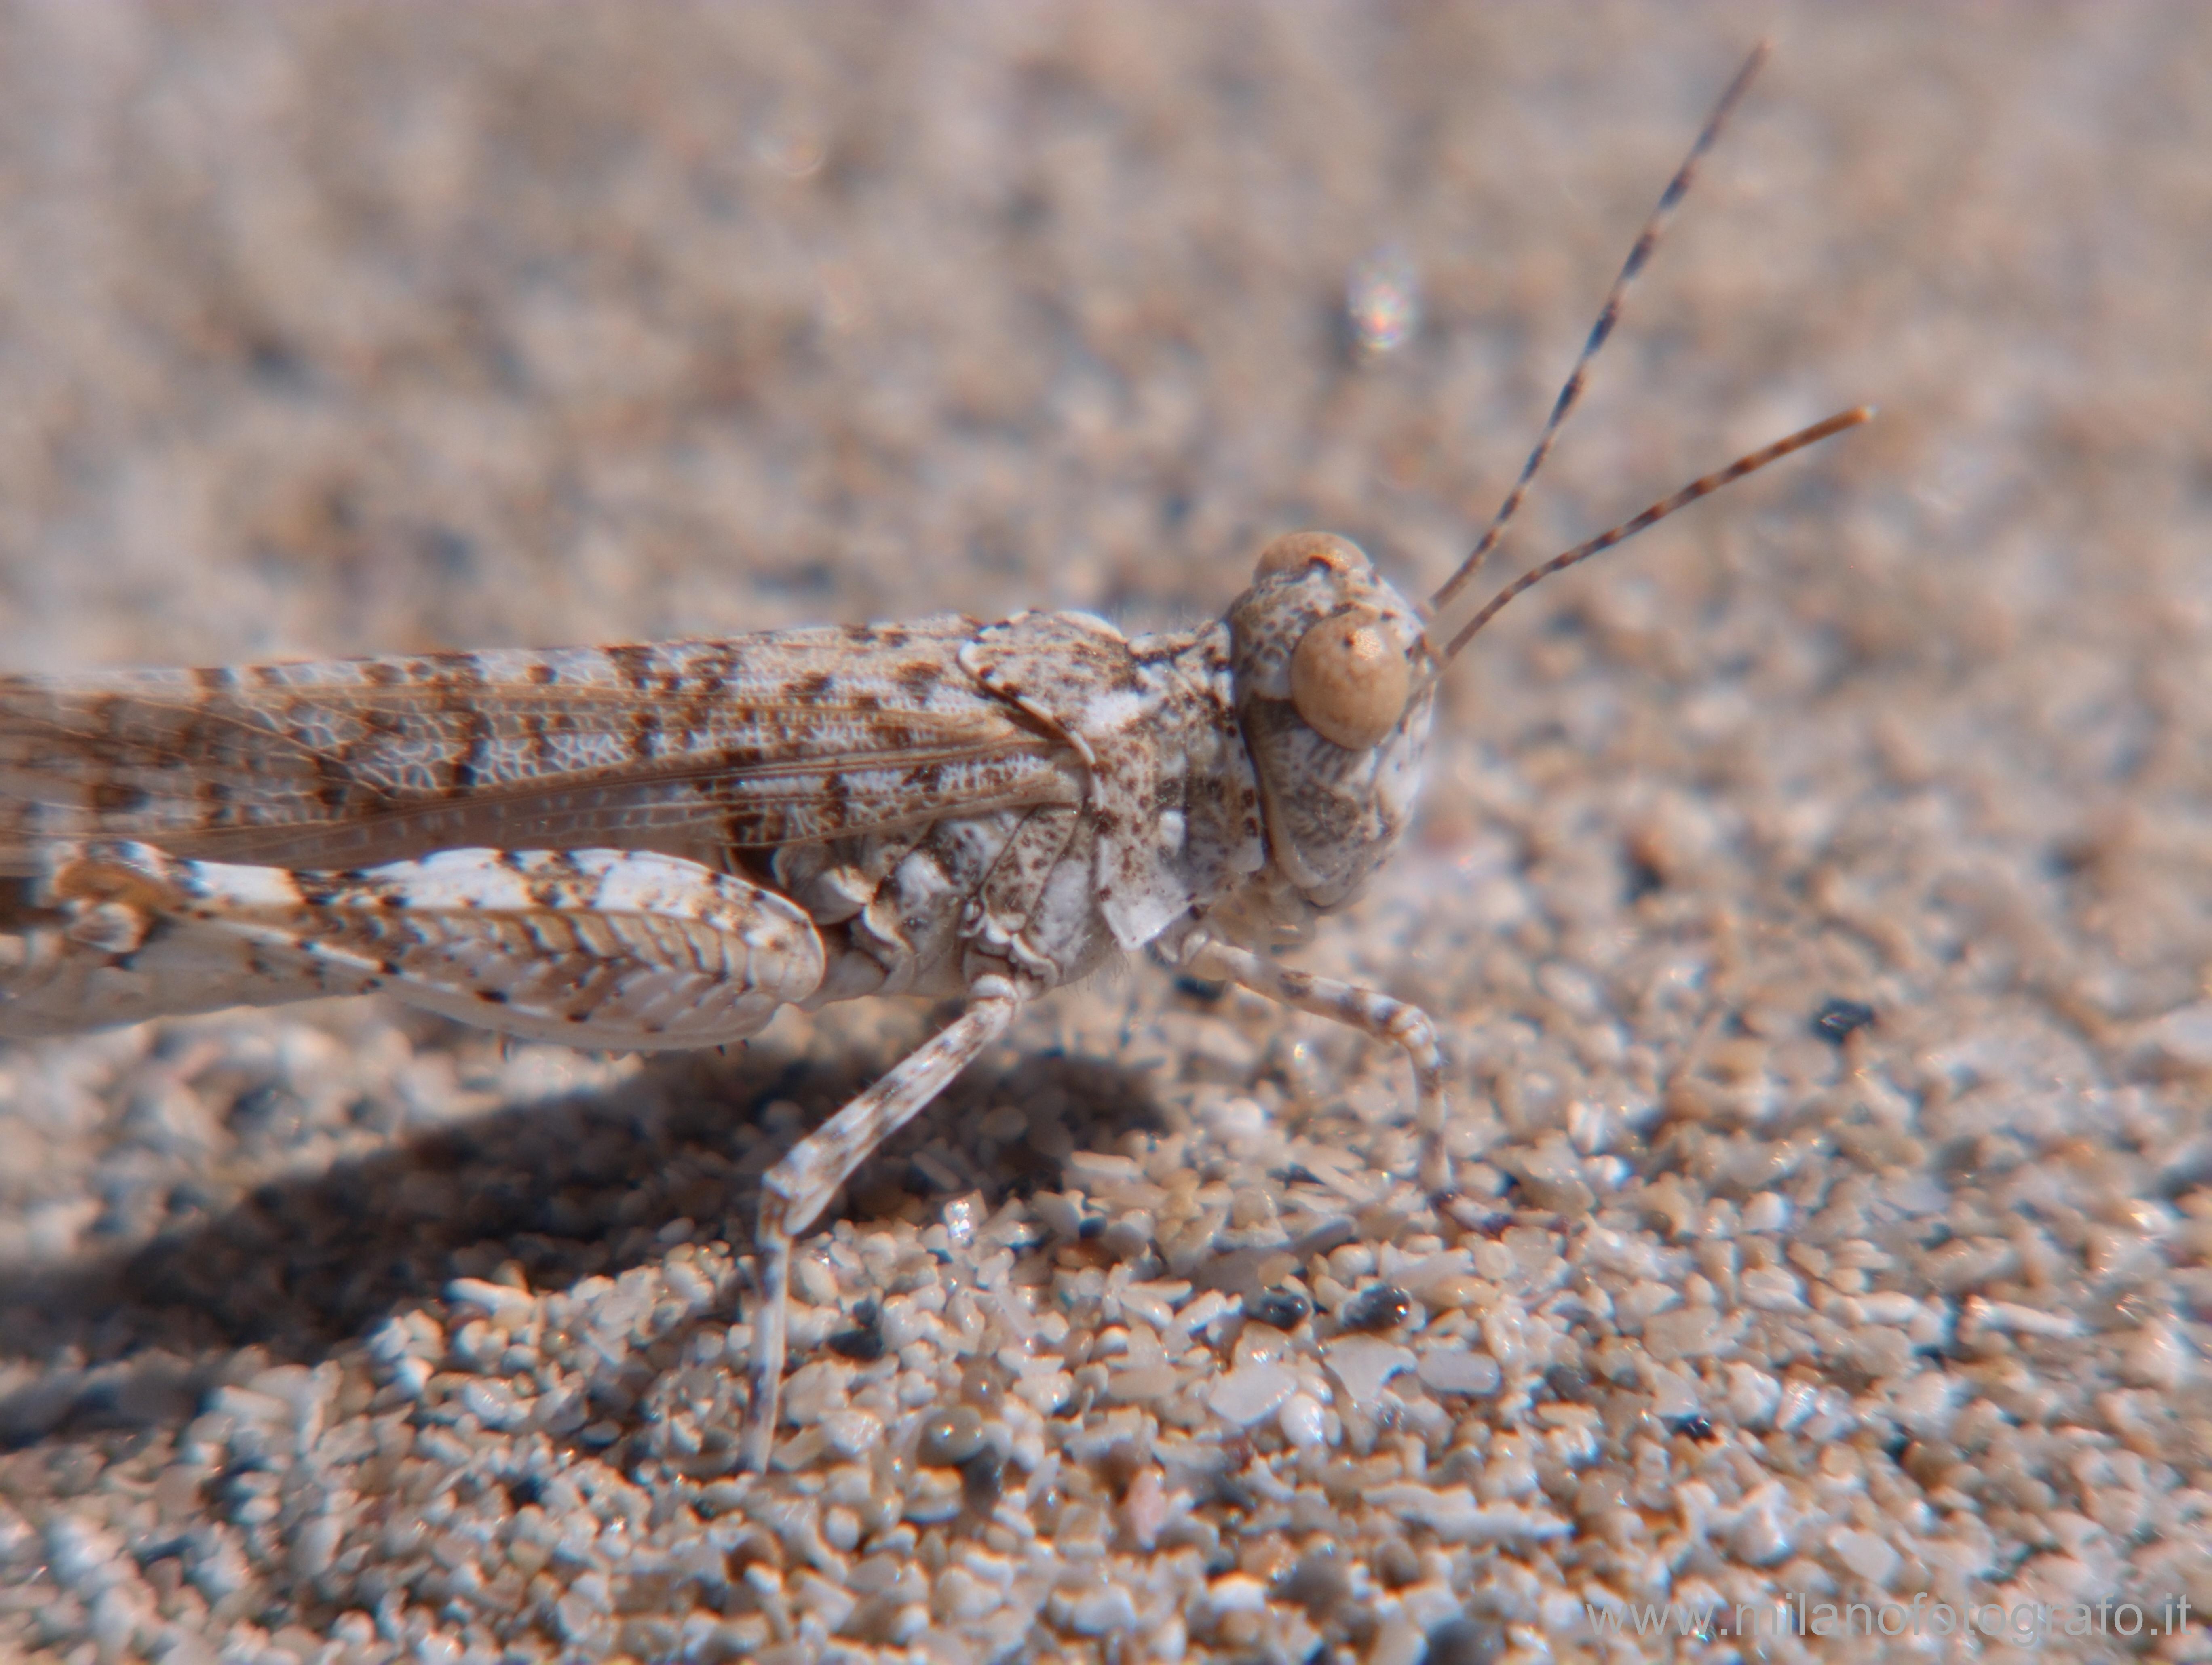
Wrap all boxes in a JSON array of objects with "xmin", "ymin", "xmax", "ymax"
[{"xmin": 3, "ymin": 3, "xmax": 2212, "ymax": 1662}]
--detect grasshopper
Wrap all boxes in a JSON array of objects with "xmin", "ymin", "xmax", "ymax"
[{"xmin": 0, "ymin": 44, "xmax": 1863, "ymax": 1470}]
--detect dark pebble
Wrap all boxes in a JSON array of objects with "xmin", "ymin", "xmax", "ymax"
[
  {"xmin": 1342, "ymin": 1284, "xmax": 1412, "ymax": 1331},
  {"xmin": 1246, "ymin": 1288, "xmax": 1312, "ymax": 1330},
  {"xmin": 1274, "ymin": 1547, "xmax": 1351, "ymax": 1617},
  {"xmin": 961, "ymin": 1448, "xmax": 1004, "ymax": 1511},
  {"xmin": 1424, "ymin": 1616, "xmax": 1505, "ymax": 1665},
  {"xmin": 826, "ymin": 1300, "xmax": 884, "ymax": 1361},
  {"xmin": 1811, "ymin": 997, "xmax": 1876, "ymax": 1044}
]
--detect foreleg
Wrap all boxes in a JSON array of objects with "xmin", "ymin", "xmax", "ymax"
[{"xmin": 1186, "ymin": 938, "xmax": 1452, "ymax": 1194}]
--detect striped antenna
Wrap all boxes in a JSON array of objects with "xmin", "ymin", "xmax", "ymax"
[
  {"xmin": 1431, "ymin": 41, "xmax": 1771, "ymax": 613},
  {"xmin": 1437, "ymin": 406, "xmax": 1872, "ymax": 662}
]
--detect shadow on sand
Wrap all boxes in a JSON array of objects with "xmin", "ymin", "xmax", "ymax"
[{"xmin": 0, "ymin": 1033, "xmax": 1163, "ymax": 1447}]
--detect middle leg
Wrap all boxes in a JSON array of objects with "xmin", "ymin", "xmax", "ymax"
[{"xmin": 744, "ymin": 987, "xmax": 1022, "ymax": 1472}]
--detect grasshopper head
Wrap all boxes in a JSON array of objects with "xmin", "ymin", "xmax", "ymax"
[{"xmin": 1230, "ymin": 531, "xmax": 1438, "ymax": 910}]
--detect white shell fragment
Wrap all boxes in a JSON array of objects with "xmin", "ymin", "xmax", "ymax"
[
  {"xmin": 1323, "ymin": 1335, "xmax": 1417, "ymax": 1409},
  {"xmin": 1208, "ymin": 1362, "xmax": 1297, "ymax": 1426},
  {"xmin": 1416, "ymin": 1348, "xmax": 1503, "ymax": 1397}
]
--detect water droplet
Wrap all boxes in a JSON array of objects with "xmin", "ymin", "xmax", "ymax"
[
  {"xmin": 917, "ymin": 1404, "xmax": 986, "ymax": 1466},
  {"xmin": 1347, "ymin": 244, "xmax": 1421, "ymax": 358}
]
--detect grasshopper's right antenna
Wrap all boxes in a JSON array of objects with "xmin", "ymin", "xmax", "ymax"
[{"xmin": 1430, "ymin": 41, "xmax": 1771, "ymax": 614}]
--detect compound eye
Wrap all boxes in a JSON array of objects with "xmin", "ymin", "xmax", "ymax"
[
  {"xmin": 1254, "ymin": 530, "xmax": 1371, "ymax": 582},
  {"xmin": 1290, "ymin": 604, "xmax": 1411, "ymax": 750}
]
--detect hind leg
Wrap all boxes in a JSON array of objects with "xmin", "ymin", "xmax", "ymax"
[{"xmin": 0, "ymin": 841, "xmax": 826, "ymax": 1047}]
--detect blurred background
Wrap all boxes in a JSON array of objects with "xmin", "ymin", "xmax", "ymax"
[{"xmin": 2, "ymin": 3, "xmax": 2191, "ymax": 672}]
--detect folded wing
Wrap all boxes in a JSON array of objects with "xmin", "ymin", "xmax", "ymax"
[{"xmin": 0, "ymin": 618, "xmax": 1082, "ymax": 872}]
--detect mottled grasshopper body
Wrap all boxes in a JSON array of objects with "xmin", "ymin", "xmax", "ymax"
[{"xmin": 0, "ymin": 46, "xmax": 1864, "ymax": 1469}]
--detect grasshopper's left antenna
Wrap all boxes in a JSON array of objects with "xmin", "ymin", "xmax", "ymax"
[
  {"xmin": 1431, "ymin": 42, "xmax": 1770, "ymax": 614},
  {"xmin": 1437, "ymin": 405, "xmax": 1872, "ymax": 663}
]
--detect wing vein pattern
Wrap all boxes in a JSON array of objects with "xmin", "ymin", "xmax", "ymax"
[{"xmin": 0, "ymin": 618, "xmax": 1081, "ymax": 872}]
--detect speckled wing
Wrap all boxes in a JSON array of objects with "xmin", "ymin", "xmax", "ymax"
[{"xmin": 0, "ymin": 618, "xmax": 1082, "ymax": 873}]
